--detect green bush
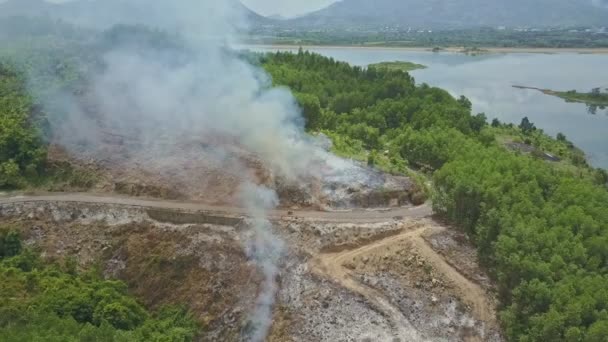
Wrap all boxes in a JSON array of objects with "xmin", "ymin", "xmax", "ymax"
[
  {"xmin": 0, "ymin": 62, "xmax": 47, "ymax": 188},
  {"xmin": 0, "ymin": 229, "xmax": 22, "ymax": 258},
  {"xmin": 0, "ymin": 229, "xmax": 199, "ymax": 341}
]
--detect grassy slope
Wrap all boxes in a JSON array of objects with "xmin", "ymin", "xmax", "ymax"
[{"xmin": 369, "ymin": 61, "xmax": 427, "ymax": 72}]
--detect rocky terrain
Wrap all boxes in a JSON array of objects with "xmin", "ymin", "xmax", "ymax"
[{"xmin": 0, "ymin": 197, "xmax": 503, "ymax": 341}]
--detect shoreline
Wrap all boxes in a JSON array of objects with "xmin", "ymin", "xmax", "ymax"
[
  {"xmin": 514, "ymin": 85, "xmax": 608, "ymax": 106},
  {"xmin": 243, "ymin": 44, "xmax": 608, "ymax": 55}
]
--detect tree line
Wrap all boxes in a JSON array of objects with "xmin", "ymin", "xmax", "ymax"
[{"xmin": 261, "ymin": 49, "xmax": 608, "ymax": 341}]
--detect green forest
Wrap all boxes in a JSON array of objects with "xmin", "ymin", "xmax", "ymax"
[
  {"xmin": 0, "ymin": 227, "xmax": 198, "ymax": 341},
  {"xmin": 0, "ymin": 62, "xmax": 46, "ymax": 188},
  {"xmin": 1, "ymin": 18, "xmax": 608, "ymax": 341},
  {"xmin": 260, "ymin": 50, "xmax": 608, "ymax": 341},
  {"xmin": 248, "ymin": 27, "xmax": 608, "ymax": 49}
]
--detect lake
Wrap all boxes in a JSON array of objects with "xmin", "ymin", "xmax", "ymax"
[{"xmin": 249, "ymin": 46, "xmax": 608, "ymax": 169}]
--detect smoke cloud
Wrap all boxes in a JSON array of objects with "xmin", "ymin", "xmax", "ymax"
[
  {"xmin": 5, "ymin": 0, "xmax": 392, "ymax": 338},
  {"xmin": 7, "ymin": 1, "xmax": 384, "ymax": 336},
  {"xmin": 44, "ymin": 0, "xmax": 322, "ymax": 182},
  {"xmin": 17, "ymin": 0, "xmax": 333, "ymax": 338},
  {"xmin": 240, "ymin": 183, "xmax": 285, "ymax": 341}
]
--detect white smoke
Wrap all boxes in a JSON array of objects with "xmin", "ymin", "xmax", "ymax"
[
  {"xmin": 69, "ymin": 45, "xmax": 318, "ymax": 180},
  {"xmin": 7, "ymin": 1, "xmax": 385, "ymax": 336},
  {"xmin": 43, "ymin": 0, "xmax": 322, "ymax": 182},
  {"xmin": 240, "ymin": 183, "xmax": 285, "ymax": 341},
  {"xmin": 16, "ymin": 0, "xmax": 343, "ymax": 338}
]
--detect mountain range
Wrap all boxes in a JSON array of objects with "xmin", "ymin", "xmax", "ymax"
[
  {"xmin": 289, "ymin": 0, "xmax": 608, "ymax": 29},
  {"xmin": 1, "ymin": 0, "xmax": 608, "ymax": 29},
  {"xmin": 0, "ymin": 0, "xmax": 271, "ymax": 27}
]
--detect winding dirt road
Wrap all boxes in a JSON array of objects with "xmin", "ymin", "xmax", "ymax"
[
  {"xmin": 0, "ymin": 192, "xmax": 432, "ymax": 223},
  {"xmin": 0, "ymin": 192, "xmax": 496, "ymax": 339},
  {"xmin": 310, "ymin": 224, "xmax": 496, "ymax": 341}
]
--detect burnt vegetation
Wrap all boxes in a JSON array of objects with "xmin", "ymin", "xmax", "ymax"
[{"xmin": 0, "ymin": 17, "xmax": 607, "ymax": 341}]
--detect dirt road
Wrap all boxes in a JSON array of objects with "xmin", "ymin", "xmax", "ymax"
[
  {"xmin": 310, "ymin": 224, "xmax": 496, "ymax": 340},
  {"xmin": 0, "ymin": 192, "xmax": 500, "ymax": 340},
  {"xmin": 413, "ymin": 229, "xmax": 495, "ymax": 324},
  {"xmin": 0, "ymin": 192, "xmax": 432, "ymax": 223}
]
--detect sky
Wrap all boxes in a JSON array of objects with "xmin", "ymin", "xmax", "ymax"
[
  {"xmin": 26, "ymin": 0, "xmax": 339, "ymax": 17},
  {"xmin": 238, "ymin": 0, "xmax": 338, "ymax": 17},
  {"xmin": 24, "ymin": 1, "xmax": 608, "ymax": 17}
]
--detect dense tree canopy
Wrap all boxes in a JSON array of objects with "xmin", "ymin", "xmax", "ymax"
[
  {"xmin": 261, "ymin": 50, "xmax": 608, "ymax": 341},
  {"xmin": 0, "ymin": 63, "xmax": 47, "ymax": 188},
  {"xmin": 0, "ymin": 228, "xmax": 199, "ymax": 341}
]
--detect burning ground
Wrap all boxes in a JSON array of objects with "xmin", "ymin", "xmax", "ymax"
[
  {"xmin": 0, "ymin": 200, "xmax": 502, "ymax": 341},
  {"xmin": 47, "ymin": 131, "xmax": 418, "ymax": 210}
]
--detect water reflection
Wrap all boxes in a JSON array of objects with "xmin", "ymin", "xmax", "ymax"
[{"xmin": 588, "ymin": 105, "xmax": 607, "ymax": 115}]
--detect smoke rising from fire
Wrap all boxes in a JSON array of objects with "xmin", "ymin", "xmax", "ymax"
[
  {"xmin": 21, "ymin": 0, "xmax": 336, "ymax": 339},
  {"xmin": 45, "ymin": 1, "xmax": 324, "ymax": 183},
  {"xmin": 240, "ymin": 183, "xmax": 285, "ymax": 341}
]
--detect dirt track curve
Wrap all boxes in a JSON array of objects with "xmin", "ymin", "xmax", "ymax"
[
  {"xmin": 311, "ymin": 224, "xmax": 496, "ymax": 341},
  {"xmin": 0, "ymin": 192, "xmax": 432, "ymax": 223},
  {"xmin": 0, "ymin": 192, "xmax": 496, "ymax": 340}
]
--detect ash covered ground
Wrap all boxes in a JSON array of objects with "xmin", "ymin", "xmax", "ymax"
[
  {"xmin": 0, "ymin": 201, "xmax": 502, "ymax": 342},
  {"xmin": 49, "ymin": 131, "xmax": 417, "ymax": 210}
]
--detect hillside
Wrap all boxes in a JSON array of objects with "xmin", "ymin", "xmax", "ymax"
[
  {"xmin": 0, "ymin": 0, "xmax": 272, "ymax": 27},
  {"xmin": 289, "ymin": 0, "xmax": 608, "ymax": 29}
]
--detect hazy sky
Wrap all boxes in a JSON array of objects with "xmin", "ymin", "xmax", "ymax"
[
  {"xmin": 36, "ymin": 0, "xmax": 338, "ymax": 17},
  {"xmin": 10, "ymin": 0, "xmax": 608, "ymax": 16},
  {"xmin": 240, "ymin": 0, "xmax": 338, "ymax": 17}
]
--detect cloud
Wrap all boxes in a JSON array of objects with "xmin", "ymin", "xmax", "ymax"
[{"xmin": 592, "ymin": 0, "xmax": 608, "ymax": 8}]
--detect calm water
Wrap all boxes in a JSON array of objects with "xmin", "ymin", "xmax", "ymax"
[{"xmin": 250, "ymin": 46, "xmax": 608, "ymax": 168}]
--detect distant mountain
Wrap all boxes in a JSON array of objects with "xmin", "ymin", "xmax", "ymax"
[
  {"xmin": 268, "ymin": 14, "xmax": 289, "ymax": 21},
  {"xmin": 0, "ymin": 0, "xmax": 59, "ymax": 17},
  {"xmin": 0, "ymin": 0, "xmax": 272, "ymax": 27},
  {"xmin": 237, "ymin": 2, "xmax": 275, "ymax": 25},
  {"xmin": 290, "ymin": 0, "xmax": 608, "ymax": 28}
]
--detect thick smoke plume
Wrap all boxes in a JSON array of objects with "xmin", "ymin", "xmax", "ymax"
[
  {"xmin": 48, "ymin": 0, "xmax": 323, "ymax": 182},
  {"xmin": 23, "ymin": 0, "xmax": 333, "ymax": 339},
  {"xmin": 10, "ymin": 1, "xmax": 387, "ymax": 337}
]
